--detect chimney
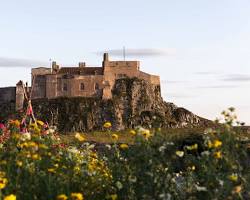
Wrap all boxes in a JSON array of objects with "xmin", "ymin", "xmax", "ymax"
[
  {"xmin": 103, "ymin": 53, "xmax": 109, "ymax": 62},
  {"xmin": 52, "ymin": 61, "xmax": 59, "ymax": 73},
  {"xmin": 52, "ymin": 61, "xmax": 57, "ymax": 68},
  {"xmin": 79, "ymin": 62, "xmax": 86, "ymax": 68}
]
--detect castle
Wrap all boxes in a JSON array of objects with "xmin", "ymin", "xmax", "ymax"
[{"xmin": 0, "ymin": 53, "xmax": 160, "ymax": 110}]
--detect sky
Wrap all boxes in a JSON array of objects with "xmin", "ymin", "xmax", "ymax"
[{"xmin": 0, "ymin": 0, "xmax": 249, "ymax": 124}]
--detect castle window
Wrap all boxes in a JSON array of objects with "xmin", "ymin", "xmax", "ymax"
[
  {"xmin": 63, "ymin": 83, "xmax": 67, "ymax": 91},
  {"xmin": 80, "ymin": 83, "xmax": 85, "ymax": 91},
  {"xmin": 95, "ymin": 83, "xmax": 99, "ymax": 90},
  {"xmin": 118, "ymin": 74, "xmax": 127, "ymax": 78}
]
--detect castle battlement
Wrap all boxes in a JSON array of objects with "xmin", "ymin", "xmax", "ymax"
[
  {"xmin": 31, "ymin": 53, "xmax": 160, "ymax": 100},
  {"xmin": 0, "ymin": 53, "xmax": 160, "ymax": 110}
]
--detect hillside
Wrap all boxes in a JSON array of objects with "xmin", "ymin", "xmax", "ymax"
[{"xmin": 0, "ymin": 78, "xmax": 212, "ymax": 132}]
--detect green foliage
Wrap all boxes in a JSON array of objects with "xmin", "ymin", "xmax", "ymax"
[
  {"xmin": 0, "ymin": 108, "xmax": 249, "ymax": 199},
  {"xmin": 104, "ymin": 109, "xmax": 250, "ymax": 200}
]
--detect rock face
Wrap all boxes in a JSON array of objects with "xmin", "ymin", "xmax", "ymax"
[{"xmin": 0, "ymin": 78, "xmax": 211, "ymax": 132}]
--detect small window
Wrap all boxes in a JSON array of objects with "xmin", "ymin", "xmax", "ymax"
[
  {"xmin": 63, "ymin": 83, "xmax": 67, "ymax": 91},
  {"xmin": 118, "ymin": 74, "xmax": 127, "ymax": 78},
  {"xmin": 80, "ymin": 83, "xmax": 85, "ymax": 91},
  {"xmin": 95, "ymin": 83, "xmax": 99, "ymax": 90}
]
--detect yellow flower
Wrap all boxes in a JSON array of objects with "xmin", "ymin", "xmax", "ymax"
[
  {"xmin": 74, "ymin": 166, "xmax": 81, "ymax": 173},
  {"xmin": 0, "ymin": 160, "xmax": 7, "ymax": 165},
  {"xmin": 207, "ymin": 141, "xmax": 213, "ymax": 149},
  {"xmin": 129, "ymin": 130, "xmax": 136, "ymax": 136},
  {"xmin": 71, "ymin": 193, "xmax": 84, "ymax": 200},
  {"xmin": 120, "ymin": 143, "xmax": 129, "ymax": 149},
  {"xmin": 56, "ymin": 194, "xmax": 68, "ymax": 200},
  {"xmin": 12, "ymin": 134, "xmax": 20, "ymax": 140},
  {"xmin": 10, "ymin": 119, "xmax": 20, "ymax": 127},
  {"xmin": 20, "ymin": 142, "xmax": 28, "ymax": 148},
  {"xmin": 110, "ymin": 194, "xmax": 118, "ymax": 200},
  {"xmin": 32, "ymin": 154, "xmax": 40, "ymax": 160},
  {"xmin": 37, "ymin": 120, "xmax": 44, "ymax": 126},
  {"xmin": 4, "ymin": 194, "xmax": 16, "ymax": 200},
  {"xmin": 16, "ymin": 161, "xmax": 23, "ymax": 167},
  {"xmin": 75, "ymin": 133, "xmax": 85, "ymax": 142},
  {"xmin": 228, "ymin": 173, "xmax": 238, "ymax": 182},
  {"xmin": 0, "ymin": 177, "xmax": 8, "ymax": 189},
  {"xmin": 20, "ymin": 132, "xmax": 31, "ymax": 141},
  {"xmin": 186, "ymin": 144, "xmax": 198, "ymax": 150},
  {"xmin": 29, "ymin": 122, "xmax": 37, "ymax": 128},
  {"xmin": 111, "ymin": 134, "xmax": 119, "ymax": 140},
  {"xmin": 27, "ymin": 141, "xmax": 38, "ymax": 148},
  {"xmin": 213, "ymin": 140, "xmax": 222, "ymax": 148},
  {"xmin": 0, "ymin": 171, "xmax": 6, "ymax": 178},
  {"xmin": 48, "ymin": 168, "xmax": 56, "ymax": 173},
  {"xmin": 39, "ymin": 144, "xmax": 48, "ymax": 149},
  {"xmin": 175, "ymin": 150, "xmax": 184, "ymax": 157},
  {"xmin": 103, "ymin": 122, "xmax": 112, "ymax": 128},
  {"xmin": 142, "ymin": 129, "xmax": 151, "ymax": 140},
  {"xmin": 47, "ymin": 152, "xmax": 52, "ymax": 157},
  {"xmin": 214, "ymin": 151, "xmax": 222, "ymax": 159}
]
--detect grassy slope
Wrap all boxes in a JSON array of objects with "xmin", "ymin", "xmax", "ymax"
[{"xmin": 60, "ymin": 127, "xmax": 249, "ymax": 145}]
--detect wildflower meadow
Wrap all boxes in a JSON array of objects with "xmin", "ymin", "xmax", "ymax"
[{"xmin": 0, "ymin": 108, "xmax": 249, "ymax": 200}]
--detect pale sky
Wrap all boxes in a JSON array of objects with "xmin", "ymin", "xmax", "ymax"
[{"xmin": 0, "ymin": 0, "xmax": 249, "ymax": 124}]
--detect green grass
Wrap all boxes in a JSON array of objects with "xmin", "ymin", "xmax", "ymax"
[{"xmin": 60, "ymin": 126, "xmax": 250, "ymax": 145}]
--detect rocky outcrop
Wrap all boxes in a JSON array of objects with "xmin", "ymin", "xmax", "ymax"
[{"xmin": 0, "ymin": 78, "xmax": 211, "ymax": 132}]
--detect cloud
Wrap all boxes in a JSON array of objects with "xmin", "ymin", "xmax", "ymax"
[
  {"xmin": 194, "ymin": 71, "xmax": 222, "ymax": 75},
  {"xmin": 0, "ymin": 57, "xmax": 47, "ymax": 68},
  {"xmin": 222, "ymin": 74, "xmax": 250, "ymax": 82},
  {"xmin": 166, "ymin": 80, "xmax": 189, "ymax": 84},
  {"xmin": 164, "ymin": 92, "xmax": 196, "ymax": 99},
  {"xmin": 195, "ymin": 85, "xmax": 239, "ymax": 89},
  {"xmin": 96, "ymin": 48, "xmax": 176, "ymax": 57}
]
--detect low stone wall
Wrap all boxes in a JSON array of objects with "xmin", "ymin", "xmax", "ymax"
[{"xmin": 139, "ymin": 71, "xmax": 160, "ymax": 85}]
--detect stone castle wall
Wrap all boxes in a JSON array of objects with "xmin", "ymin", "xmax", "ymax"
[
  {"xmin": 139, "ymin": 71, "xmax": 160, "ymax": 85},
  {"xmin": 0, "ymin": 87, "xmax": 16, "ymax": 103},
  {"xmin": 0, "ymin": 53, "xmax": 161, "ymax": 108},
  {"xmin": 56, "ymin": 75, "xmax": 104, "ymax": 98}
]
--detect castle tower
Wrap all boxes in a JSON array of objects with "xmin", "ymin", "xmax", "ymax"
[
  {"xmin": 16, "ymin": 80, "xmax": 25, "ymax": 111},
  {"xmin": 79, "ymin": 62, "xmax": 86, "ymax": 68},
  {"xmin": 102, "ymin": 53, "xmax": 109, "ymax": 68}
]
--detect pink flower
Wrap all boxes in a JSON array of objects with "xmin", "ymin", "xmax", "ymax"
[
  {"xmin": 0, "ymin": 123, "xmax": 5, "ymax": 130},
  {"xmin": 26, "ymin": 105, "xmax": 33, "ymax": 116}
]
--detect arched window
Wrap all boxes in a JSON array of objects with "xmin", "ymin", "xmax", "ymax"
[
  {"xmin": 80, "ymin": 83, "xmax": 85, "ymax": 91},
  {"xmin": 63, "ymin": 83, "xmax": 67, "ymax": 91},
  {"xmin": 95, "ymin": 83, "xmax": 99, "ymax": 90}
]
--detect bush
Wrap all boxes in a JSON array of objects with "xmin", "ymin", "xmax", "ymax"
[{"xmin": 0, "ymin": 108, "xmax": 249, "ymax": 199}]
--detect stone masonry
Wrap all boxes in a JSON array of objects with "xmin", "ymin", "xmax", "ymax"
[
  {"xmin": 31, "ymin": 53, "xmax": 160, "ymax": 100},
  {"xmin": 0, "ymin": 53, "xmax": 160, "ymax": 110}
]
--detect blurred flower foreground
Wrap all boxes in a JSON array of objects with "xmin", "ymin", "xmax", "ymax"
[{"xmin": 0, "ymin": 108, "xmax": 249, "ymax": 200}]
